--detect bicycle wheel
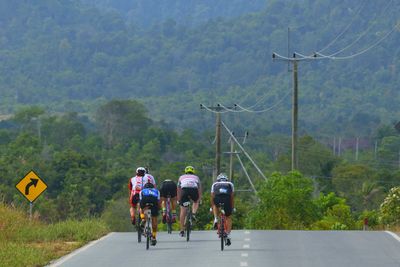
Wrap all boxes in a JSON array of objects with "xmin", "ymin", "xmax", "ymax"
[
  {"xmin": 167, "ymin": 213, "xmax": 172, "ymax": 234},
  {"xmin": 186, "ymin": 209, "xmax": 191, "ymax": 242},
  {"xmin": 220, "ymin": 216, "xmax": 225, "ymax": 251},
  {"xmin": 167, "ymin": 199, "xmax": 173, "ymax": 234},
  {"xmin": 146, "ymin": 226, "xmax": 150, "ymax": 250},
  {"xmin": 136, "ymin": 212, "xmax": 142, "ymax": 243}
]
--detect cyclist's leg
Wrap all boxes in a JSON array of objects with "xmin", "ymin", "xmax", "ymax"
[
  {"xmin": 171, "ymin": 196, "xmax": 177, "ymax": 221},
  {"xmin": 179, "ymin": 188, "xmax": 189, "ymax": 234},
  {"xmin": 151, "ymin": 202, "xmax": 159, "ymax": 245},
  {"xmin": 191, "ymin": 188, "xmax": 200, "ymax": 215},
  {"xmin": 130, "ymin": 194, "xmax": 139, "ymax": 224}
]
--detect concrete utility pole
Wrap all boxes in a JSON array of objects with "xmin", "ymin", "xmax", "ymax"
[
  {"xmin": 224, "ymin": 131, "xmax": 248, "ymax": 183},
  {"xmin": 272, "ymin": 53, "xmax": 301, "ymax": 171},
  {"xmin": 200, "ymin": 104, "xmax": 234, "ymax": 178}
]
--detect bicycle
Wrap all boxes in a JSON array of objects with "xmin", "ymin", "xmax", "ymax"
[
  {"xmin": 182, "ymin": 200, "xmax": 192, "ymax": 242},
  {"xmin": 165, "ymin": 195, "xmax": 173, "ymax": 234},
  {"xmin": 135, "ymin": 205, "xmax": 142, "ymax": 243},
  {"xmin": 143, "ymin": 205, "xmax": 153, "ymax": 250},
  {"xmin": 217, "ymin": 203, "xmax": 227, "ymax": 251}
]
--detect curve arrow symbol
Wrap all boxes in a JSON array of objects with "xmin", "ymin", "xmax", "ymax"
[{"xmin": 25, "ymin": 178, "xmax": 39, "ymax": 195}]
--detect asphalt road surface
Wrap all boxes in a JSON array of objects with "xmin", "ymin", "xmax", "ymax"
[{"xmin": 49, "ymin": 230, "xmax": 400, "ymax": 267}]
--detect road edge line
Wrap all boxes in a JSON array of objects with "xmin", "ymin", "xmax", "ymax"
[
  {"xmin": 385, "ymin": 231, "xmax": 400, "ymax": 243},
  {"xmin": 46, "ymin": 232, "xmax": 115, "ymax": 267}
]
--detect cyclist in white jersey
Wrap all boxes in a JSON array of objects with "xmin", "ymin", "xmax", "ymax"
[{"xmin": 177, "ymin": 165, "xmax": 202, "ymax": 237}]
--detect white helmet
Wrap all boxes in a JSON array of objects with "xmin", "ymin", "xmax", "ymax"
[
  {"xmin": 136, "ymin": 167, "xmax": 146, "ymax": 176},
  {"xmin": 217, "ymin": 173, "xmax": 228, "ymax": 182}
]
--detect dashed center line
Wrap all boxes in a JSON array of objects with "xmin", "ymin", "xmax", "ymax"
[
  {"xmin": 244, "ymin": 238, "xmax": 251, "ymax": 242},
  {"xmin": 240, "ymin": 262, "xmax": 248, "ymax": 267},
  {"xmin": 244, "ymin": 230, "xmax": 250, "ymax": 234},
  {"xmin": 243, "ymin": 244, "xmax": 250, "ymax": 249},
  {"xmin": 241, "ymin": 253, "xmax": 248, "ymax": 257}
]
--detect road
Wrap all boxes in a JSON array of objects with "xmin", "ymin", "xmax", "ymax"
[{"xmin": 49, "ymin": 230, "xmax": 400, "ymax": 267}]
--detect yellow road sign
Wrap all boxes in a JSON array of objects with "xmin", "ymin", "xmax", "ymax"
[{"xmin": 16, "ymin": 170, "xmax": 47, "ymax": 202}]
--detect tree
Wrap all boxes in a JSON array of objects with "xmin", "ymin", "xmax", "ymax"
[
  {"xmin": 95, "ymin": 100, "xmax": 150, "ymax": 148},
  {"xmin": 380, "ymin": 186, "xmax": 400, "ymax": 226},
  {"xmin": 247, "ymin": 171, "xmax": 318, "ymax": 229}
]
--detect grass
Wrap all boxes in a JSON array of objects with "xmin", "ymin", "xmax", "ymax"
[{"xmin": 0, "ymin": 203, "xmax": 109, "ymax": 267}]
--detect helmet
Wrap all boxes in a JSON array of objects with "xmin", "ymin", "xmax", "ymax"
[
  {"xmin": 136, "ymin": 167, "xmax": 146, "ymax": 176},
  {"xmin": 144, "ymin": 182, "xmax": 154, "ymax": 189},
  {"xmin": 184, "ymin": 165, "xmax": 195, "ymax": 174},
  {"xmin": 217, "ymin": 173, "xmax": 228, "ymax": 182}
]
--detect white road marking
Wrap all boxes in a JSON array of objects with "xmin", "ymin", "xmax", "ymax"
[
  {"xmin": 240, "ymin": 262, "xmax": 248, "ymax": 267},
  {"xmin": 243, "ymin": 244, "xmax": 250, "ymax": 249},
  {"xmin": 47, "ymin": 232, "xmax": 115, "ymax": 266},
  {"xmin": 244, "ymin": 230, "xmax": 250, "ymax": 234},
  {"xmin": 244, "ymin": 238, "xmax": 251, "ymax": 242},
  {"xmin": 385, "ymin": 231, "xmax": 400, "ymax": 243},
  {"xmin": 241, "ymin": 253, "xmax": 248, "ymax": 257}
]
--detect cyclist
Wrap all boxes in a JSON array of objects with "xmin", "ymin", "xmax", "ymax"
[
  {"xmin": 145, "ymin": 167, "xmax": 156, "ymax": 184},
  {"xmin": 211, "ymin": 173, "xmax": 234, "ymax": 246},
  {"xmin": 177, "ymin": 165, "xmax": 202, "ymax": 237},
  {"xmin": 160, "ymin": 179, "xmax": 178, "ymax": 223},
  {"xmin": 128, "ymin": 167, "xmax": 157, "ymax": 225},
  {"xmin": 140, "ymin": 182, "xmax": 161, "ymax": 246}
]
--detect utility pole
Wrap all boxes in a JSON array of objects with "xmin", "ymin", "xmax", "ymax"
[
  {"xmin": 224, "ymin": 131, "xmax": 248, "ymax": 183},
  {"xmin": 355, "ymin": 137, "xmax": 359, "ymax": 161},
  {"xmin": 200, "ymin": 104, "xmax": 234, "ymax": 178},
  {"xmin": 272, "ymin": 53, "xmax": 304, "ymax": 170}
]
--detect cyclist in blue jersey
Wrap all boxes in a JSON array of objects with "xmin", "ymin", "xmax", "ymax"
[{"xmin": 140, "ymin": 182, "xmax": 161, "ymax": 246}]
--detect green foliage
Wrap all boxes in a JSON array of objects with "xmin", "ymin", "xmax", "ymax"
[
  {"xmin": 0, "ymin": 202, "xmax": 109, "ymax": 267},
  {"xmin": 380, "ymin": 187, "xmax": 400, "ymax": 226},
  {"xmin": 247, "ymin": 171, "xmax": 318, "ymax": 229},
  {"xmin": 312, "ymin": 202, "xmax": 355, "ymax": 230},
  {"xmin": 331, "ymin": 163, "xmax": 377, "ymax": 212}
]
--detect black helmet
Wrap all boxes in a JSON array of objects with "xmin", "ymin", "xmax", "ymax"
[{"xmin": 144, "ymin": 182, "xmax": 154, "ymax": 189}]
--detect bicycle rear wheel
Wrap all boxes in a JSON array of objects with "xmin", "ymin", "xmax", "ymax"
[
  {"xmin": 146, "ymin": 227, "xmax": 150, "ymax": 250},
  {"xmin": 167, "ymin": 213, "xmax": 172, "ymax": 234},
  {"xmin": 136, "ymin": 213, "xmax": 142, "ymax": 243},
  {"xmin": 220, "ymin": 217, "xmax": 225, "ymax": 251},
  {"xmin": 186, "ymin": 210, "xmax": 191, "ymax": 242},
  {"xmin": 167, "ymin": 199, "xmax": 173, "ymax": 234}
]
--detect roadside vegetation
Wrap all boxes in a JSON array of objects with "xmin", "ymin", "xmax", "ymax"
[{"xmin": 0, "ymin": 202, "xmax": 109, "ymax": 267}]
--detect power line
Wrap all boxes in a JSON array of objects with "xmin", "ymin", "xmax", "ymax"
[
  {"xmin": 318, "ymin": 1, "xmax": 367, "ymax": 53},
  {"xmin": 318, "ymin": 0, "xmax": 394, "ymax": 56},
  {"xmin": 315, "ymin": 21, "xmax": 399, "ymax": 60},
  {"xmin": 221, "ymin": 120, "xmax": 267, "ymax": 181}
]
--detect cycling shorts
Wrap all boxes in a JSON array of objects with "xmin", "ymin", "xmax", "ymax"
[
  {"xmin": 160, "ymin": 180, "xmax": 177, "ymax": 198},
  {"xmin": 140, "ymin": 195, "xmax": 159, "ymax": 216},
  {"xmin": 130, "ymin": 193, "xmax": 140, "ymax": 207},
  {"xmin": 213, "ymin": 194, "xmax": 232, "ymax": 216},
  {"xmin": 179, "ymin": 187, "xmax": 199, "ymax": 206}
]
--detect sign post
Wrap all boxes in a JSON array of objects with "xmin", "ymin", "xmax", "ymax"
[{"xmin": 15, "ymin": 170, "xmax": 47, "ymax": 219}]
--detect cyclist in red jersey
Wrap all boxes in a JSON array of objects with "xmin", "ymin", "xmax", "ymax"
[{"xmin": 128, "ymin": 167, "xmax": 156, "ymax": 224}]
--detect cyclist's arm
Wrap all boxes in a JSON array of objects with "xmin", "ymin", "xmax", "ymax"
[
  {"xmin": 128, "ymin": 180, "xmax": 132, "ymax": 197},
  {"xmin": 230, "ymin": 193, "xmax": 234, "ymax": 209},
  {"xmin": 210, "ymin": 192, "xmax": 215, "ymax": 206}
]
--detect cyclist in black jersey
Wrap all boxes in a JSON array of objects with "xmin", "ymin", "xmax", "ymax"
[{"xmin": 211, "ymin": 173, "xmax": 234, "ymax": 246}]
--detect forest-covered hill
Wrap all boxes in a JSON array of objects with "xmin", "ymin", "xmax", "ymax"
[
  {"xmin": 0, "ymin": 0, "xmax": 399, "ymax": 137},
  {"xmin": 81, "ymin": 0, "xmax": 266, "ymax": 27}
]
